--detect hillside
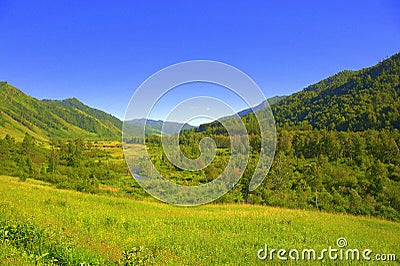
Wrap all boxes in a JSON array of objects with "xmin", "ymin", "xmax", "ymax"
[
  {"xmin": 235, "ymin": 95, "xmax": 286, "ymax": 117},
  {"xmin": 198, "ymin": 53, "xmax": 399, "ymax": 133},
  {"xmin": 0, "ymin": 82, "xmax": 122, "ymax": 141},
  {"xmin": 0, "ymin": 176, "xmax": 399, "ymax": 265},
  {"xmin": 272, "ymin": 53, "xmax": 400, "ymax": 131}
]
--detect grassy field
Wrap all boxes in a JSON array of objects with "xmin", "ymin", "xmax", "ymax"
[{"xmin": 0, "ymin": 175, "xmax": 399, "ymax": 265}]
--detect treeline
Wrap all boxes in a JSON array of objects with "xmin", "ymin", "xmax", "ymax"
[
  {"xmin": 0, "ymin": 134, "xmax": 128, "ymax": 194},
  {"xmin": 246, "ymin": 129, "xmax": 400, "ymax": 221},
  {"xmin": 145, "ymin": 126, "xmax": 400, "ymax": 221},
  {"xmin": 2, "ymin": 128, "xmax": 400, "ymax": 220}
]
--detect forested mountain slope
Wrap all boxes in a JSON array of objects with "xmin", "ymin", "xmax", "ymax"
[
  {"xmin": 272, "ymin": 53, "xmax": 400, "ymax": 131},
  {"xmin": 0, "ymin": 82, "xmax": 121, "ymax": 141}
]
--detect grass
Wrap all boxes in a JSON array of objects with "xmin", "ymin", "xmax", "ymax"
[{"xmin": 0, "ymin": 175, "xmax": 399, "ymax": 265}]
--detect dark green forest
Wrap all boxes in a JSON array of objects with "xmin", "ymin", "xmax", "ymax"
[
  {"xmin": 142, "ymin": 123, "xmax": 400, "ymax": 221},
  {"xmin": 272, "ymin": 53, "xmax": 400, "ymax": 131}
]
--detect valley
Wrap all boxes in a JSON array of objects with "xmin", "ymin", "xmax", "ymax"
[{"xmin": 0, "ymin": 53, "xmax": 399, "ymax": 264}]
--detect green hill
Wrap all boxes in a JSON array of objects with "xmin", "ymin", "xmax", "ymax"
[
  {"xmin": 272, "ymin": 53, "xmax": 400, "ymax": 131},
  {"xmin": 198, "ymin": 53, "xmax": 399, "ymax": 133},
  {"xmin": 0, "ymin": 82, "xmax": 122, "ymax": 141}
]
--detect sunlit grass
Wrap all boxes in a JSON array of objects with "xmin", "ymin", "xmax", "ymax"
[{"xmin": 0, "ymin": 175, "xmax": 399, "ymax": 265}]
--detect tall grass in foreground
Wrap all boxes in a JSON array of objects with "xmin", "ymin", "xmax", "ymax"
[{"xmin": 0, "ymin": 175, "xmax": 399, "ymax": 265}]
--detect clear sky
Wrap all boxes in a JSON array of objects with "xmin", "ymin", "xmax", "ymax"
[{"xmin": 1, "ymin": 0, "xmax": 399, "ymax": 121}]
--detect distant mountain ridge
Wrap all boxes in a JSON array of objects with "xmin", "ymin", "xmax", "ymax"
[
  {"xmin": 125, "ymin": 96, "xmax": 285, "ymax": 136},
  {"xmin": 124, "ymin": 118, "xmax": 194, "ymax": 135},
  {"xmin": 235, "ymin": 95, "xmax": 287, "ymax": 117}
]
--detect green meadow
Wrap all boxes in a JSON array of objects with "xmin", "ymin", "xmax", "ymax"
[{"xmin": 0, "ymin": 175, "xmax": 398, "ymax": 265}]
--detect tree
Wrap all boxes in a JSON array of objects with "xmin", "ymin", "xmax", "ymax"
[{"xmin": 21, "ymin": 133, "xmax": 36, "ymax": 157}]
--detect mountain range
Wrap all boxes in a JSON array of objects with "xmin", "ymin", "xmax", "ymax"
[
  {"xmin": 0, "ymin": 83, "xmax": 286, "ymax": 141},
  {"xmin": 124, "ymin": 118, "xmax": 194, "ymax": 136},
  {"xmin": 0, "ymin": 52, "xmax": 399, "ymax": 141}
]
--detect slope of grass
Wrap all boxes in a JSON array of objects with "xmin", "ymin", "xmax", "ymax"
[
  {"xmin": 0, "ymin": 110, "xmax": 47, "ymax": 142},
  {"xmin": 0, "ymin": 176, "xmax": 399, "ymax": 265}
]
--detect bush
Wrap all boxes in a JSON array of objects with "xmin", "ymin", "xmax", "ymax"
[
  {"xmin": 19, "ymin": 172, "xmax": 27, "ymax": 182},
  {"xmin": 119, "ymin": 246, "xmax": 154, "ymax": 266},
  {"xmin": 0, "ymin": 218, "xmax": 105, "ymax": 265}
]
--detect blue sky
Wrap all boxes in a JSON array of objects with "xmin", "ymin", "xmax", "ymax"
[{"xmin": 1, "ymin": 0, "xmax": 399, "ymax": 121}]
